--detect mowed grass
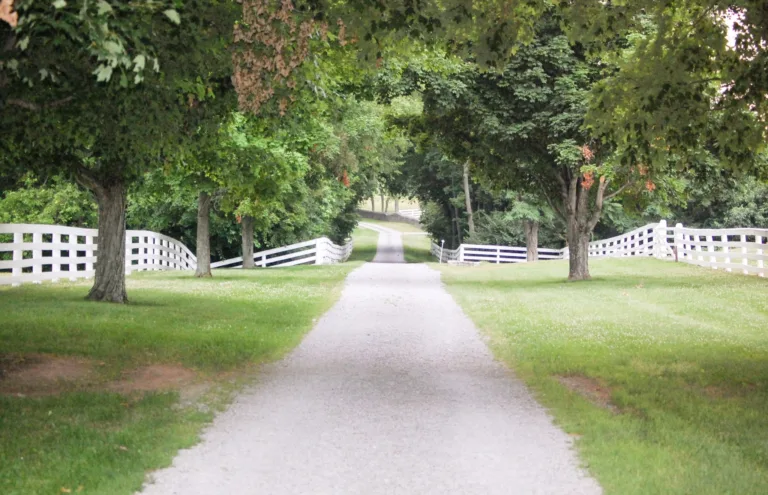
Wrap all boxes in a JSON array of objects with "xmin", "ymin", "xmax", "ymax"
[
  {"xmin": 348, "ymin": 227, "xmax": 379, "ymax": 262},
  {"xmin": 0, "ymin": 265, "xmax": 357, "ymax": 494},
  {"xmin": 439, "ymin": 258, "xmax": 768, "ymax": 494},
  {"xmin": 357, "ymin": 219, "xmax": 433, "ymax": 263}
]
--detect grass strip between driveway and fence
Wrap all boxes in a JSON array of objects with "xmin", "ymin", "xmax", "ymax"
[
  {"xmin": 439, "ymin": 257, "xmax": 768, "ymax": 495},
  {"xmin": 0, "ymin": 264, "xmax": 359, "ymax": 494}
]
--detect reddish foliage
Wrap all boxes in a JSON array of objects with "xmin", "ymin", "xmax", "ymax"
[
  {"xmin": 645, "ymin": 180, "xmax": 656, "ymax": 192},
  {"xmin": 341, "ymin": 170, "xmax": 350, "ymax": 187},
  {"xmin": 0, "ymin": 0, "xmax": 17, "ymax": 27},
  {"xmin": 581, "ymin": 171, "xmax": 595, "ymax": 190},
  {"xmin": 581, "ymin": 144, "xmax": 594, "ymax": 162},
  {"xmin": 233, "ymin": 0, "xmax": 319, "ymax": 114}
]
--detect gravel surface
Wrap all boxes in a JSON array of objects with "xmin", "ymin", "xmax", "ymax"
[{"xmin": 139, "ymin": 231, "xmax": 601, "ymax": 495}]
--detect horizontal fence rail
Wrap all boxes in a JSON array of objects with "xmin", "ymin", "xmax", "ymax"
[
  {"xmin": 397, "ymin": 208, "xmax": 422, "ymax": 220},
  {"xmin": 428, "ymin": 220, "xmax": 767, "ymax": 277},
  {"xmin": 0, "ymin": 224, "xmax": 196, "ymax": 287},
  {"xmin": 1, "ymin": 224, "xmax": 353, "ymax": 287},
  {"xmin": 211, "ymin": 237, "xmax": 352, "ymax": 269}
]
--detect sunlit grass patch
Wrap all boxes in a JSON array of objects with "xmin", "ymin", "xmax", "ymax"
[
  {"xmin": 0, "ymin": 265, "xmax": 355, "ymax": 494},
  {"xmin": 439, "ymin": 258, "xmax": 768, "ymax": 494}
]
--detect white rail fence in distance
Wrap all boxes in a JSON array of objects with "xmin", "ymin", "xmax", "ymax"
[
  {"xmin": 430, "ymin": 220, "xmax": 767, "ymax": 277},
  {"xmin": 1, "ymin": 224, "xmax": 352, "ymax": 287}
]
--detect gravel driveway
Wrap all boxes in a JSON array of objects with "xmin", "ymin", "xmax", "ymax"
[{"xmin": 139, "ymin": 229, "xmax": 601, "ymax": 495}]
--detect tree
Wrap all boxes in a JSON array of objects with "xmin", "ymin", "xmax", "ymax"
[
  {"xmin": 405, "ymin": 17, "xmax": 658, "ymax": 279},
  {"xmin": 565, "ymin": 1, "xmax": 767, "ymax": 168},
  {"xmin": 1, "ymin": 0, "xmax": 237, "ymax": 301}
]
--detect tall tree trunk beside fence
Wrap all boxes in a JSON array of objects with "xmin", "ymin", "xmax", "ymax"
[
  {"xmin": 394, "ymin": 197, "xmax": 400, "ymax": 213},
  {"xmin": 77, "ymin": 172, "xmax": 128, "ymax": 303},
  {"xmin": 380, "ymin": 194, "xmax": 386, "ymax": 213},
  {"xmin": 195, "ymin": 191, "xmax": 212, "ymax": 278},
  {"xmin": 524, "ymin": 220, "xmax": 539, "ymax": 262},
  {"xmin": 241, "ymin": 215, "xmax": 254, "ymax": 268},
  {"xmin": 462, "ymin": 161, "xmax": 475, "ymax": 235},
  {"xmin": 370, "ymin": 196, "xmax": 375, "ymax": 211},
  {"xmin": 560, "ymin": 173, "xmax": 622, "ymax": 281}
]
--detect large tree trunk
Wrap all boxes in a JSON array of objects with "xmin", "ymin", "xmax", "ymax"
[
  {"xmin": 462, "ymin": 160, "xmax": 475, "ymax": 235},
  {"xmin": 523, "ymin": 220, "xmax": 539, "ymax": 262},
  {"xmin": 370, "ymin": 196, "xmax": 375, "ymax": 211},
  {"xmin": 195, "ymin": 191, "xmax": 212, "ymax": 278},
  {"xmin": 87, "ymin": 177, "xmax": 128, "ymax": 303},
  {"xmin": 394, "ymin": 197, "xmax": 400, "ymax": 213},
  {"xmin": 380, "ymin": 194, "xmax": 386, "ymax": 212},
  {"xmin": 241, "ymin": 215, "xmax": 255, "ymax": 269},
  {"xmin": 384, "ymin": 196, "xmax": 390, "ymax": 213},
  {"xmin": 566, "ymin": 220, "xmax": 591, "ymax": 280},
  {"xmin": 560, "ymin": 172, "xmax": 612, "ymax": 281}
]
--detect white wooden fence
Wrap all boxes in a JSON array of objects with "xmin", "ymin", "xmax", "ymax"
[
  {"xmin": 397, "ymin": 208, "xmax": 422, "ymax": 220},
  {"xmin": 211, "ymin": 237, "xmax": 352, "ymax": 269},
  {"xmin": 430, "ymin": 219, "xmax": 767, "ymax": 277},
  {"xmin": 1, "ymin": 224, "xmax": 352, "ymax": 287}
]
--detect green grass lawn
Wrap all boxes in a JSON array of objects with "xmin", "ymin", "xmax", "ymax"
[
  {"xmin": 0, "ymin": 265, "xmax": 357, "ymax": 494},
  {"xmin": 359, "ymin": 218, "xmax": 425, "ymax": 233},
  {"xmin": 439, "ymin": 258, "xmax": 768, "ymax": 494},
  {"xmin": 356, "ymin": 219, "xmax": 434, "ymax": 263},
  {"xmin": 348, "ymin": 227, "xmax": 379, "ymax": 262}
]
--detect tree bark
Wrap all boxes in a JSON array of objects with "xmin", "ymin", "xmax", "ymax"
[
  {"xmin": 241, "ymin": 215, "xmax": 255, "ymax": 269},
  {"xmin": 394, "ymin": 197, "xmax": 400, "ymax": 213},
  {"xmin": 462, "ymin": 160, "xmax": 475, "ymax": 235},
  {"xmin": 523, "ymin": 220, "xmax": 539, "ymax": 262},
  {"xmin": 370, "ymin": 196, "xmax": 375, "ymax": 211},
  {"xmin": 566, "ymin": 223, "xmax": 591, "ymax": 281},
  {"xmin": 380, "ymin": 194, "xmax": 386, "ymax": 213},
  {"xmin": 384, "ymin": 196, "xmax": 390, "ymax": 213},
  {"xmin": 195, "ymin": 191, "xmax": 212, "ymax": 278},
  {"xmin": 86, "ymin": 177, "xmax": 128, "ymax": 303},
  {"xmin": 560, "ymin": 172, "xmax": 612, "ymax": 281}
]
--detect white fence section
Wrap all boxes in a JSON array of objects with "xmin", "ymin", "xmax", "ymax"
[
  {"xmin": 460, "ymin": 244, "xmax": 563, "ymax": 264},
  {"xmin": 0, "ymin": 224, "xmax": 196, "ymax": 286},
  {"xmin": 211, "ymin": 237, "xmax": 352, "ymax": 269},
  {"xmin": 397, "ymin": 208, "xmax": 422, "ymax": 220},
  {"xmin": 1, "ymin": 224, "xmax": 353, "ymax": 287},
  {"xmin": 429, "ymin": 219, "xmax": 767, "ymax": 277},
  {"xmin": 670, "ymin": 224, "xmax": 766, "ymax": 276}
]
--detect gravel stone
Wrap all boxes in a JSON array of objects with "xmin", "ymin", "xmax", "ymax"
[{"xmin": 139, "ymin": 231, "xmax": 602, "ymax": 495}]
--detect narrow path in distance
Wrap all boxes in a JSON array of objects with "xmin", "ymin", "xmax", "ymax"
[{"xmin": 140, "ymin": 230, "xmax": 601, "ymax": 495}]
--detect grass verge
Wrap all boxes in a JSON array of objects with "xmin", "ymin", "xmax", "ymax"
[
  {"xmin": 348, "ymin": 227, "xmax": 379, "ymax": 262},
  {"xmin": 356, "ymin": 219, "xmax": 433, "ymax": 263},
  {"xmin": 439, "ymin": 258, "xmax": 768, "ymax": 494},
  {"xmin": 0, "ymin": 265, "xmax": 357, "ymax": 494}
]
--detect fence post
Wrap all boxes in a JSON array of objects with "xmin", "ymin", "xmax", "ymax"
[
  {"xmin": 459, "ymin": 245, "xmax": 464, "ymax": 262},
  {"xmin": 724, "ymin": 234, "xmax": 732, "ymax": 272},
  {"xmin": 674, "ymin": 223, "xmax": 684, "ymax": 262},
  {"xmin": 52, "ymin": 233, "xmax": 61, "ymax": 282},
  {"xmin": 315, "ymin": 238, "xmax": 325, "ymax": 265},
  {"xmin": 12, "ymin": 232, "xmax": 22, "ymax": 287},
  {"xmin": 741, "ymin": 234, "xmax": 749, "ymax": 274},
  {"xmin": 654, "ymin": 220, "xmax": 667, "ymax": 259},
  {"xmin": 69, "ymin": 233, "xmax": 78, "ymax": 280},
  {"xmin": 85, "ymin": 235, "xmax": 95, "ymax": 276},
  {"xmin": 757, "ymin": 235, "xmax": 764, "ymax": 277},
  {"xmin": 32, "ymin": 232, "xmax": 42, "ymax": 284},
  {"xmin": 125, "ymin": 236, "xmax": 133, "ymax": 275},
  {"xmin": 496, "ymin": 247, "xmax": 500, "ymax": 264}
]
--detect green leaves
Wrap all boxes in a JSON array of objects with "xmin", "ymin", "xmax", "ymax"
[
  {"xmin": 163, "ymin": 9, "xmax": 180, "ymax": 25},
  {"xmin": 93, "ymin": 64, "xmax": 113, "ymax": 82},
  {"xmin": 53, "ymin": 0, "xmax": 67, "ymax": 9}
]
